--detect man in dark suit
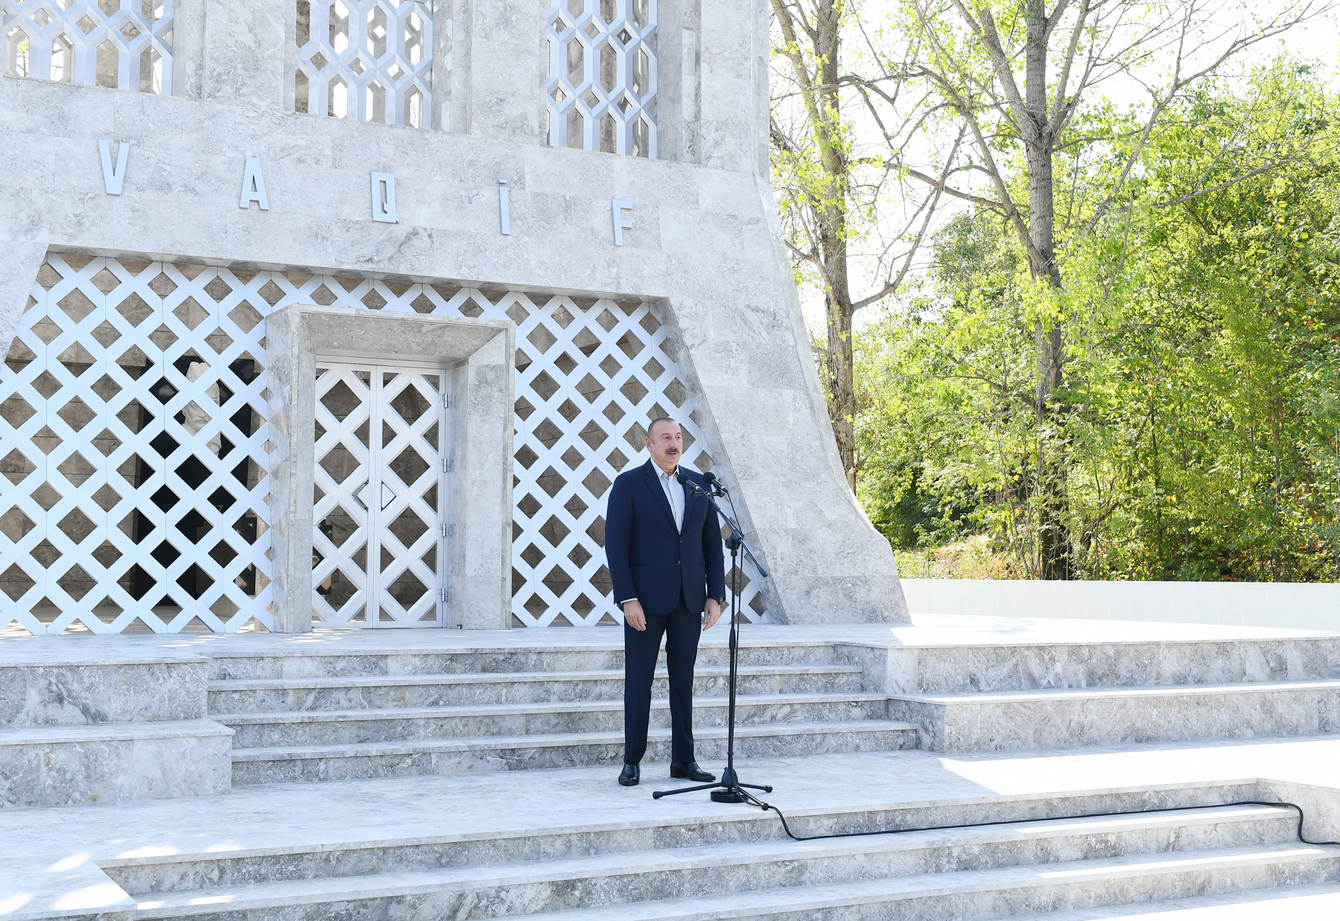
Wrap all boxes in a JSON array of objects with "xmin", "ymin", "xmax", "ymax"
[{"xmin": 604, "ymin": 417, "xmax": 726, "ymax": 786}]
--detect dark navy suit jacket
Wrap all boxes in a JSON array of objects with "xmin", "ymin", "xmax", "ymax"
[{"xmin": 605, "ymin": 459, "xmax": 727, "ymax": 615}]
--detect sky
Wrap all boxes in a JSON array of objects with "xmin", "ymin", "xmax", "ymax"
[{"xmin": 1225, "ymin": 2, "xmax": 1339, "ymax": 85}]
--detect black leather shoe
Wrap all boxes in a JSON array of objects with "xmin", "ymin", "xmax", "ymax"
[
  {"xmin": 618, "ymin": 763, "xmax": 640, "ymax": 786},
  {"xmin": 670, "ymin": 761, "xmax": 715, "ymax": 782}
]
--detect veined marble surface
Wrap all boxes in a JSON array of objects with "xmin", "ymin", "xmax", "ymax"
[
  {"xmin": 1004, "ymin": 883, "xmax": 1340, "ymax": 919},
  {"xmin": 0, "ymin": 720, "xmax": 233, "ymax": 809},
  {"xmin": 1, "ymin": 613, "xmax": 1335, "ymax": 665},
  {"xmin": 3, "ymin": 614, "xmax": 1340, "ymax": 916},
  {"xmin": 2, "ymin": 737, "xmax": 1340, "ymax": 917}
]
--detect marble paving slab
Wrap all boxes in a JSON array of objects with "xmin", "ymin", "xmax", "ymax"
[
  {"xmin": 2, "ymin": 735, "xmax": 1339, "ymax": 917},
  {"xmin": 1004, "ymin": 881, "xmax": 1340, "ymax": 918},
  {"xmin": 2, "ymin": 614, "xmax": 1335, "ymax": 667},
  {"xmin": 0, "ymin": 854, "xmax": 134, "ymax": 920},
  {"xmin": 3, "ymin": 614, "xmax": 1340, "ymax": 918}
]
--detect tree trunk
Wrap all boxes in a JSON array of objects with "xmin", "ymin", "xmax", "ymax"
[
  {"xmin": 812, "ymin": 0, "xmax": 857, "ymax": 487},
  {"xmin": 1022, "ymin": 3, "xmax": 1072, "ymax": 579},
  {"xmin": 825, "ymin": 274, "xmax": 856, "ymax": 489}
]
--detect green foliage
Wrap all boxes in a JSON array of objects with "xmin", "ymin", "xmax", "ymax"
[
  {"xmin": 894, "ymin": 535, "xmax": 1027, "ymax": 579},
  {"xmin": 857, "ymin": 60, "xmax": 1340, "ymax": 581}
]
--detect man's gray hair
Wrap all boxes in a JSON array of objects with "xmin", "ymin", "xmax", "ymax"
[{"xmin": 646, "ymin": 416, "xmax": 679, "ymax": 437}]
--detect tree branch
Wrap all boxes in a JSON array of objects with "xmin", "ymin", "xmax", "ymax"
[{"xmin": 1154, "ymin": 158, "xmax": 1303, "ymax": 208}]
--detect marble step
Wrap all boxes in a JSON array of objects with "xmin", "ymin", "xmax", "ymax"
[
  {"xmin": 878, "ymin": 637, "xmax": 1340, "ymax": 696},
  {"xmin": 229, "ymin": 719, "xmax": 918, "ymax": 784},
  {"xmin": 1001, "ymin": 881, "xmax": 1340, "ymax": 919},
  {"xmin": 216, "ymin": 692, "xmax": 891, "ymax": 747},
  {"xmin": 205, "ymin": 641, "xmax": 843, "ymax": 681},
  {"xmin": 477, "ymin": 846, "xmax": 1340, "ymax": 921},
  {"xmin": 0, "ymin": 719, "xmax": 233, "ymax": 808},
  {"xmin": 102, "ymin": 784, "xmax": 1270, "ymax": 896},
  {"xmin": 207, "ymin": 664, "xmax": 868, "ymax": 712},
  {"xmin": 120, "ymin": 810, "xmax": 1330, "ymax": 920},
  {"xmin": 890, "ymin": 679, "xmax": 1340, "ymax": 752},
  {"xmin": 0, "ymin": 650, "xmax": 210, "ymax": 727},
  {"xmin": 102, "ymin": 804, "xmax": 1296, "ymax": 897}
]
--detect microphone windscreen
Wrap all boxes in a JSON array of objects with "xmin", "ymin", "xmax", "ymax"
[
  {"xmin": 676, "ymin": 471, "xmax": 690, "ymax": 484},
  {"xmin": 703, "ymin": 471, "xmax": 719, "ymax": 486}
]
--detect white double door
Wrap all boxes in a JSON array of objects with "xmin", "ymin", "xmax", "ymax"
[{"xmin": 312, "ymin": 361, "xmax": 448, "ymax": 627}]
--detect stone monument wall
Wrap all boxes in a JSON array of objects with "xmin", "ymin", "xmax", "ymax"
[{"xmin": 0, "ymin": 0, "xmax": 909, "ymax": 632}]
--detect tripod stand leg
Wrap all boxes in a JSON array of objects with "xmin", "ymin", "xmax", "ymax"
[{"xmin": 652, "ymin": 782, "xmax": 718, "ymax": 799}]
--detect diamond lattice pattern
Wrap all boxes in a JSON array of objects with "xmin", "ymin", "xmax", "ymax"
[
  {"xmin": 313, "ymin": 364, "xmax": 445, "ymax": 627},
  {"xmin": 1, "ymin": 257, "xmax": 763, "ymax": 633},
  {"xmin": 2, "ymin": 0, "xmax": 173, "ymax": 94},
  {"xmin": 294, "ymin": 0, "xmax": 433, "ymax": 128},
  {"xmin": 0, "ymin": 256, "xmax": 271, "ymax": 634},
  {"xmin": 546, "ymin": 0, "xmax": 656, "ymax": 157}
]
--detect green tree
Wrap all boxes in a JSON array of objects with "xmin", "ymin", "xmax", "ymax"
[
  {"xmin": 1101, "ymin": 63, "xmax": 1340, "ymax": 579},
  {"xmin": 770, "ymin": 0, "xmax": 949, "ymax": 488},
  {"xmin": 855, "ymin": 60, "xmax": 1340, "ymax": 581},
  {"xmin": 848, "ymin": 0, "xmax": 1334, "ymax": 576}
]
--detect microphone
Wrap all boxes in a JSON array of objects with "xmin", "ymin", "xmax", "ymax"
[
  {"xmin": 702, "ymin": 471, "xmax": 725, "ymax": 496},
  {"xmin": 676, "ymin": 470, "xmax": 707, "ymax": 496}
]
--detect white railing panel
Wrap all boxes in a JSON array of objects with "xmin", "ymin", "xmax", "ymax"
[
  {"xmin": 0, "ymin": 256, "xmax": 272, "ymax": 634},
  {"xmin": 902, "ymin": 578, "xmax": 1340, "ymax": 633}
]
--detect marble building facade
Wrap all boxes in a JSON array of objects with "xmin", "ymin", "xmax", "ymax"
[{"xmin": 0, "ymin": 0, "xmax": 909, "ymax": 635}]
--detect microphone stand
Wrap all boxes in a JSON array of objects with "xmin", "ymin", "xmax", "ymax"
[{"xmin": 653, "ymin": 477, "xmax": 772, "ymax": 805}]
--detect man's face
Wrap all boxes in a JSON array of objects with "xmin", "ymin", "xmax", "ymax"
[{"xmin": 645, "ymin": 421, "xmax": 683, "ymax": 473}]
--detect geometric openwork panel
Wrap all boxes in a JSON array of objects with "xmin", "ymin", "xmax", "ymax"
[
  {"xmin": 499, "ymin": 292, "xmax": 749, "ymax": 626},
  {"xmin": 2, "ymin": 0, "xmax": 174, "ymax": 94},
  {"xmin": 294, "ymin": 0, "xmax": 433, "ymax": 128},
  {"xmin": 2, "ymin": 258, "xmax": 761, "ymax": 633},
  {"xmin": 0, "ymin": 256, "xmax": 271, "ymax": 635},
  {"xmin": 546, "ymin": 0, "xmax": 656, "ymax": 157},
  {"xmin": 313, "ymin": 363, "xmax": 446, "ymax": 627}
]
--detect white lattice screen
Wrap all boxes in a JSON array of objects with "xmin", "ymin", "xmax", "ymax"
[
  {"xmin": 1, "ymin": 256, "xmax": 764, "ymax": 634},
  {"xmin": 546, "ymin": 0, "xmax": 657, "ymax": 157},
  {"xmin": 2, "ymin": 0, "xmax": 173, "ymax": 93},
  {"xmin": 0, "ymin": 256, "xmax": 271, "ymax": 635},
  {"xmin": 294, "ymin": 0, "xmax": 433, "ymax": 128}
]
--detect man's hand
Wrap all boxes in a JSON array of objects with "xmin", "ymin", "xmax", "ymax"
[
  {"xmin": 623, "ymin": 599, "xmax": 646, "ymax": 631},
  {"xmin": 703, "ymin": 598, "xmax": 722, "ymax": 631}
]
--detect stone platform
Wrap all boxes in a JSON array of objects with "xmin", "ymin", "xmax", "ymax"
[
  {"xmin": 0, "ymin": 615, "xmax": 1339, "ymax": 919},
  {"xmin": 2, "ymin": 740, "xmax": 1339, "ymax": 919}
]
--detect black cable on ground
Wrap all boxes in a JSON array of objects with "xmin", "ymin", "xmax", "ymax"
[{"xmin": 751, "ymin": 797, "xmax": 1340, "ymax": 848}]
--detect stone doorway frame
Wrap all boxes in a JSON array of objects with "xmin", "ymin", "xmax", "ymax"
[{"xmin": 266, "ymin": 305, "xmax": 514, "ymax": 632}]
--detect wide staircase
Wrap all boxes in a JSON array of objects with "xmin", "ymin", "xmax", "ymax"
[
  {"xmin": 206, "ymin": 637, "xmax": 919, "ymax": 785},
  {"xmin": 103, "ymin": 787, "xmax": 1338, "ymax": 919},
  {"xmin": 31, "ymin": 624, "xmax": 1338, "ymax": 919},
  {"xmin": 207, "ymin": 631, "xmax": 1340, "ymax": 786}
]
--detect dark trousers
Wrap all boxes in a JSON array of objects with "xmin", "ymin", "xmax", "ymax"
[{"xmin": 623, "ymin": 598, "xmax": 702, "ymax": 765}]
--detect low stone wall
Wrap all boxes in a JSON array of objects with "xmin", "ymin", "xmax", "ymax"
[
  {"xmin": 0, "ymin": 644, "xmax": 232, "ymax": 808},
  {"xmin": 902, "ymin": 579, "xmax": 1340, "ymax": 633}
]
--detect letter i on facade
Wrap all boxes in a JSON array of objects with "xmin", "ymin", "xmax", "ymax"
[
  {"xmin": 99, "ymin": 140, "xmax": 129, "ymax": 195},
  {"xmin": 371, "ymin": 172, "xmax": 398, "ymax": 223}
]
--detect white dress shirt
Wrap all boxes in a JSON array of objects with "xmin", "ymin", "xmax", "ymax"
[{"xmin": 659, "ymin": 466, "xmax": 684, "ymax": 532}]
